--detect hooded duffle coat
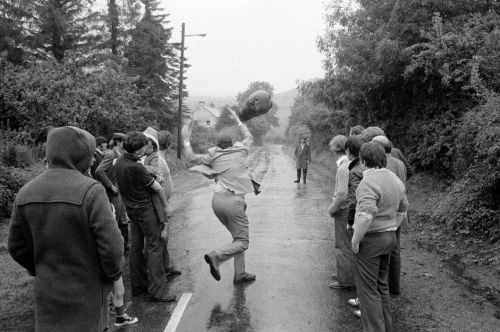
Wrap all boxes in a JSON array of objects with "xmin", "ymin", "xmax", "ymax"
[{"xmin": 8, "ymin": 126, "xmax": 124, "ymax": 332}]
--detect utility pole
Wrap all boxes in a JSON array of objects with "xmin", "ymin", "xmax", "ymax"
[
  {"xmin": 176, "ymin": 23, "xmax": 206, "ymax": 159},
  {"xmin": 177, "ymin": 23, "xmax": 185, "ymax": 159}
]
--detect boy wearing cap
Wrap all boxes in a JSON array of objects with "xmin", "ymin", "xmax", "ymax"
[{"xmin": 142, "ymin": 127, "xmax": 181, "ymax": 277}]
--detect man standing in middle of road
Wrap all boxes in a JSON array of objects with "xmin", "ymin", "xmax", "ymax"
[
  {"xmin": 294, "ymin": 137, "xmax": 311, "ymax": 183},
  {"xmin": 183, "ymin": 107, "xmax": 256, "ymax": 284}
]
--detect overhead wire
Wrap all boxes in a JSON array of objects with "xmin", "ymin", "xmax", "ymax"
[{"xmin": 181, "ymin": 0, "xmax": 305, "ymax": 33}]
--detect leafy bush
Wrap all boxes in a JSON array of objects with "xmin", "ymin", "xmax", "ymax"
[
  {"xmin": 0, "ymin": 165, "xmax": 43, "ymax": 217},
  {"xmin": 2, "ymin": 144, "xmax": 34, "ymax": 168},
  {"xmin": 189, "ymin": 124, "xmax": 217, "ymax": 154},
  {"xmin": 432, "ymin": 95, "xmax": 500, "ymax": 243},
  {"xmin": 0, "ymin": 58, "xmax": 153, "ymax": 140}
]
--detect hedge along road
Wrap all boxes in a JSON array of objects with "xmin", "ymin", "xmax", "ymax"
[{"xmin": 1, "ymin": 145, "xmax": 499, "ymax": 331}]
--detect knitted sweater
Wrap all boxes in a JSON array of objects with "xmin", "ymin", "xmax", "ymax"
[{"xmin": 355, "ymin": 168, "xmax": 408, "ymax": 233}]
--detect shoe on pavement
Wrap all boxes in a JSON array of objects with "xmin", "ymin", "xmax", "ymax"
[
  {"xmin": 166, "ymin": 268, "xmax": 182, "ymax": 276},
  {"xmin": 233, "ymin": 273, "xmax": 256, "ymax": 284},
  {"xmin": 328, "ymin": 281, "xmax": 355, "ymax": 290},
  {"xmin": 204, "ymin": 252, "xmax": 221, "ymax": 281},
  {"xmin": 148, "ymin": 295, "xmax": 176, "ymax": 302},
  {"xmin": 353, "ymin": 309, "xmax": 361, "ymax": 318},
  {"xmin": 114, "ymin": 314, "xmax": 139, "ymax": 327},
  {"xmin": 347, "ymin": 298, "xmax": 360, "ymax": 307},
  {"xmin": 330, "ymin": 274, "xmax": 338, "ymax": 281},
  {"xmin": 294, "ymin": 180, "xmax": 300, "ymax": 183}
]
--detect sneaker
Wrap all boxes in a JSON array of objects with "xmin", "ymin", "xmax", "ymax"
[
  {"xmin": 347, "ymin": 298, "xmax": 360, "ymax": 307},
  {"xmin": 353, "ymin": 309, "xmax": 361, "ymax": 318},
  {"xmin": 114, "ymin": 314, "xmax": 139, "ymax": 327}
]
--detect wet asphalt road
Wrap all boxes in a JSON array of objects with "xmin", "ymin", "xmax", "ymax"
[{"xmin": 116, "ymin": 145, "xmax": 411, "ymax": 332}]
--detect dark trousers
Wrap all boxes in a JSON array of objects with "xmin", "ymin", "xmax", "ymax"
[
  {"xmin": 334, "ymin": 208, "xmax": 355, "ymax": 286},
  {"xmin": 388, "ymin": 227, "xmax": 401, "ymax": 294},
  {"xmin": 129, "ymin": 207, "xmax": 169, "ymax": 298},
  {"xmin": 110, "ymin": 193, "xmax": 129, "ymax": 253},
  {"xmin": 355, "ymin": 231, "xmax": 397, "ymax": 332},
  {"xmin": 296, "ymin": 168, "xmax": 308, "ymax": 182}
]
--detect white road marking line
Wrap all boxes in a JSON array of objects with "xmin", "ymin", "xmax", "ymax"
[{"xmin": 164, "ymin": 292, "xmax": 192, "ymax": 332}]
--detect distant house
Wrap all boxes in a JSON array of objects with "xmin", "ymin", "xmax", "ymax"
[{"xmin": 193, "ymin": 101, "xmax": 221, "ymax": 128}]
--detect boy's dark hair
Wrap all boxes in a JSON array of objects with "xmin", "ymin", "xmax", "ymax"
[
  {"xmin": 95, "ymin": 136, "xmax": 107, "ymax": 146},
  {"xmin": 345, "ymin": 135, "xmax": 363, "ymax": 157},
  {"xmin": 123, "ymin": 132, "xmax": 148, "ymax": 153},
  {"xmin": 158, "ymin": 131, "xmax": 173, "ymax": 150},
  {"xmin": 360, "ymin": 142, "xmax": 387, "ymax": 168},
  {"xmin": 360, "ymin": 126, "xmax": 386, "ymax": 143}
]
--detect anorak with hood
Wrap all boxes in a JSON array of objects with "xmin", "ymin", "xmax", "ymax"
[{"xmin": 8, "ymin": 126, "xmax": 124, "ymax": 332}]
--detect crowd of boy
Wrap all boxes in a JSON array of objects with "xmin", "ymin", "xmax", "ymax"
[
  {"xmin": 8, "ymin": 126, "xmax": 182, "ymax": 331},
  {"xmin": 8, "ymin": 119, "xmax": 411, "ymax": 331},
  {"xmin": 326, "ymin": 125, "xmax": 412, "ymax": 332}
]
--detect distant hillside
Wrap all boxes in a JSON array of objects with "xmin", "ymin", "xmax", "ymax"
[
  {"xmin": 272, "ymin": 88, "xmax": 298, "ymax": 134},
  {"xmin": 187, "ymin": 88, "xmax": 297, "ymax": 135}
]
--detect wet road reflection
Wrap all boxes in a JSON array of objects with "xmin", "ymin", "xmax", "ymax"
[{"xmin": 207, "ymin": 284, "xmax": 252, "ymax": 331}]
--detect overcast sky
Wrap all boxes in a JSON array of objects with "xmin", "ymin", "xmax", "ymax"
[{"xmin": 161, "ymin": 0, "xmax": 327, "ymax": 97}]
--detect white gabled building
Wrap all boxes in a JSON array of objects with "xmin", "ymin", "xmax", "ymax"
[{"xmin": 193, "ymin": 101, "xmax": 221, "ymax": 128}]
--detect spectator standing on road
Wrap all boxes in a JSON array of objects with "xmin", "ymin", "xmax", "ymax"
[
  {"xmin": 115, "ymin": 132, "xmax": 176, "ymax": 302},
  {"xmin": 157, "ymin": 130, "xmax": 181, "ymax": 276},
  {"xmin": 350, "ymin": 142, "xmax": 408, "ymax": 331},
  {"xmin": 327, "ymin": 135, "xmax": 356, "ymax": 289},
  {"xmin": 372, "ymin": 135, "xmax": 407, "ymax": 297},
  {"xmin": 183, "ymin": 107, "xmax": 257, "ymax": 284},
  {"xmin": 8, "ymin": 126, "xmax": 124, "ymax": 331},
  {"xmin": 345, "ymin": 136, "xmax": 367, "ymax": 228},
  {"xmin": 141, "ymin": 127, "xmax": 181, "ymax": 277},
  {"xmin": 90, "ymin": 136, "xmax": 107, "ymax": 178},
  {"xmin": 95, "ymin": 133, "xmax": 129, "ymax": 255},
  {"xmin": 294, "ymin": 137, "xmax": 311, "ymax": 183}
]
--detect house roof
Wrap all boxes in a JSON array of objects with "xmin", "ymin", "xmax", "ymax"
[{"xmin": 193, "ymin": 102, "xmax": 221, "ymax": 119}]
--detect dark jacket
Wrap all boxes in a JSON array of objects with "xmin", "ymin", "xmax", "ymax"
[
  {"xmin": 347, "ymin": 158, "xmax": 367, "ymax": 225},
  {"xmin": 390, "ymin": 147, "xmax": 413, "ymax": 179},
  {"xmin": 8, "ymin": 126, "xmax": 123, "ymax": 332},
  {"xmin": 294, "ymin": 143, "xmax": 311, "ymax": 169},
  {"xmin": 95, "ymin": 147, "xmax": 121, "ymax": 196}
]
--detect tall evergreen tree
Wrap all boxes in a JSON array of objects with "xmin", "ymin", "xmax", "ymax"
[
  {"xmin": 125, "ymin": 0, "xmax": 178, "ymax": 129},
  {"xmin": 30, "ymin": 0, "xmax": 103, "ymax": 61},
  {"xmin": 0, "ymin": 0, "xmax": 103, "ymax": 61}
]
